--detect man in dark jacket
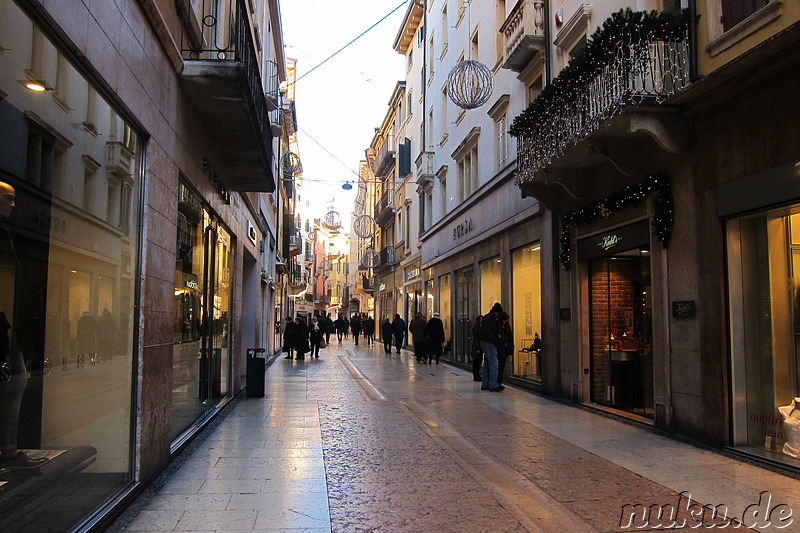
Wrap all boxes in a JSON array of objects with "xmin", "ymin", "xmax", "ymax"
[
  {"xmin": 409, "ymin": 313, "xmax": 428, "ymax": 363},
  {"xmin": 424, "ymin": 313, "xmax": 445, "ymax": 364},
  {"xmin": 322, "ymin": 314, "xmax": 334, "ymax": 344},
  {"xmin": 391, "ymin": 314, "xmax": 406, "ymax": 354},
  {"xmin": 479, "ymin": 302, "xmax": 505, "ymax": 392},
  {"xmin": 350, "ymin": 313, "xmax": 363, "ymax": 345},
  {"xmin": 381, "ymin": 317, "xmax": 393, "ymax": 354},
  {"xmin": 362, "ymin": 315, "xmax": 375, "ymax": 345},
  {"xmin": 334, "ymin": 315, "xmax": 346, "ymax": 343}
]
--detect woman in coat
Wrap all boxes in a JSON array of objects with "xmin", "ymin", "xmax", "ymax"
[
  {"xmin": 293, "ymin": 317, "xmax": 310, "ymax": 360},
  {"xmin": 283, "ymin": 317, "xmax": 295, "ymax": 359}
]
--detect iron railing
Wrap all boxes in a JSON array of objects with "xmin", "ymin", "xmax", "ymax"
[
  {"xmin": 181, "ymin": 0, "xmax": 271, "ymax": 158},
  {"xmin": 515, "ymin": 34, "xmax": 689, "ymax": 183}
]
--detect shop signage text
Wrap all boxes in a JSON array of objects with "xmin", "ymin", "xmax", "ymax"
[
  {"xmin": 453, "ymin": 218, "xmax": 474, "ymax": 240},
  {"xmin": 599, "ymin": 233, "xmax": 623, "ymax": 251}
]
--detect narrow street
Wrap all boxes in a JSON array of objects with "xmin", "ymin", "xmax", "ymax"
[{"xmin": 110, "ymin": 339, "xmax": 800, "ymax": 532}]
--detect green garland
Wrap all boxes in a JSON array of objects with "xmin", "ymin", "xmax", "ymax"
[
  {"xmin": 560, "ymin": 174, "xmax": 673, "ymax": 270},
  {"xmin": 509, "ymin": 8, "xmax": 690, "ymax": 138}
]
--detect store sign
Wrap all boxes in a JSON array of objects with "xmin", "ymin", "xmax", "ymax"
[
  {"xmin": 672, "ymin": 300, "xmax": 696, "ymax": 318},
  {"xmin": 185, "ymin": 280, "xmax": 198, "ymax": 290},
  {"xmin": 577, "ymin": 220, "xmax": 650, "ymax": 260},
  {"xmin": 453, "ymin": 217, "xmax": 474, "ymax": 240},
  {"xmin": 406, "ymin": 266, "xmax": 420, "ymax": 281},
  {"xmin": 379, "ymin": 283, "xmax": 386, "ymax": 291}
]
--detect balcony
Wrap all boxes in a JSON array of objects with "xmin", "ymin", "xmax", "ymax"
[
  {"xmin": 361, "ymin": 275, "xmax": 375, "ymax": 294},
  {"xmin": 500, "ymin": 0, "xmax": 546, "ymax": 72},
  {"xmin": 179, "ymin": 0, "xmax": 275, "ymax": 192},
  {"xmin": 511, "ymin": 9, "xmax": 691, "ymax": 210},
  {"xmin": 380, "ymin": 246, "xmax": 395, "ymax": 267},
  {"xmin": 314, "ymin": 294, "xmax": 331, "ymax": 304},
  {"xmin": 374, "ymin": 134, "xmax": 395, "ymax": 176},
  {"xmin": 289, "ymin": 229, "xmax": 302, "ymax": 257},
  {"xmin": 415, "ymin": 151, "xmax": 435, "ymax": 187},
  {"xmin": 374, "ymin": 191, "xmax": 394, "ymax": 225}
]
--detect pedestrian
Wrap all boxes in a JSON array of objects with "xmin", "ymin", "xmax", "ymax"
[
  {"xmin": 471, "ymin": 315, "xmax": 483, "ymax": 381},
  {"xmin": 363, "ymin": 315, "xmax": 375, "ymax": 345},
  {"xmin": 424, "ymin": 312, "xmax": 445, "ymax": 364},
  {"xmin": 343, "ymin": 315, "xmax": 350, "ymax": 339},
  {"xmin": 498, "ymin": 312, "xmax": 514, "ymax": 386},
  {"xmin": 283, "ymin": 316, "xmax": 295, "ymax": 359},
  {"xmin": 479, "ymin": 303, "xmax": 505, "ymax": 392},
  {"xmin": 381, "ymin": 317, "xmax": 393, "ymax": 354},
  {"xmin": 409, "ymin": 312, "xmax": 428, "ymax": 363},
  {"xmin": 334, "ymin": 314, "xmax": 346, "ymax": 343},
  {"xmin": 293, "ymin": 316, "xmax": 310, "ymax": 360},
  {"xmin": 392, "ymin": 313, "xmax": 406, "ymax": 354},
  {"xmin": 322, "ymin": 313, "xmax": 334, "ymax": 344},
  {"xmin": 309, "ymin": 316, "xmax": 323, "ymax": 359},
  {"xmin": 350, "ymin": 313, "xmax": 363, "ymax": 346}
]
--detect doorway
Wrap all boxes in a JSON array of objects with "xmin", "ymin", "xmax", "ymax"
[{"xmin": 589, "ymin": 251, "xmax": 654, "ymax": 419}]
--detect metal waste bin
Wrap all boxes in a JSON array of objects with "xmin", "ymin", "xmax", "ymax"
[{"xmin": 246, "ymin": 348, "xmax": 266, "ymax": 397}]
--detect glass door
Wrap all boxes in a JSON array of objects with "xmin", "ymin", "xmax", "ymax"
[
  {"xmin": 455, "ymin": 268, "xmax": 473, "ymax": 364},
  {"xmin": 589, "ymin": 252, "xmax": 653, "ymax": 418},
  {"xmin": 172, "ymin": 184, "xmax": 232, "ymax": 442}
]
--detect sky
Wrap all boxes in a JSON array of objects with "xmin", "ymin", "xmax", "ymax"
[{"xmin": 279, "ymin": 0, "xmax": 409, "ymax": 228}]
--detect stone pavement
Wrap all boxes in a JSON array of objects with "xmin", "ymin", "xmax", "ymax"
[{"xmin": 108, "ymin": 339, "xmax": 800, "ymax": 532}]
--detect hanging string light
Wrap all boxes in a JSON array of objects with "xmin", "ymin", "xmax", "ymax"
[{"xmin": 510, "ymin": 9, "xmax": 690, "ymax": 184}]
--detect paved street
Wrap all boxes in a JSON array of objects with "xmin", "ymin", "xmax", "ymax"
[{"xmin": 110, "ymin": 339, "xmax": 800, "ymax": 532}]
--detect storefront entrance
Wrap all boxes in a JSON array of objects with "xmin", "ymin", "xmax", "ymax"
[
  {"xmin": 172, "ymin": 183, "xmax": 232, "ymax": 442},
  {"xmin": 584, "ymin": 223, "xmax": 654, "ymax": 419}
]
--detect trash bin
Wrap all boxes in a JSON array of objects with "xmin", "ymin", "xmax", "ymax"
[{"xmin": 246, "ymin": 348, "xmax": 266, "ymax": 398}]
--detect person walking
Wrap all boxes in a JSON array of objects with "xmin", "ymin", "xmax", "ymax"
[
  {"xmin": 363, "ymin": 315, "xmax": 375, "ymax": 346},
  {"xmin": 391, "ymin": 314, "xmax": 406, "ymax": 354},
  {"xmin": 381, "ymin": 317, "xmax": 393, "ymax": 354},
  {"xmin": 498, "ymin": 312, "xmax": 514, "ymax": 386},
  {"xmin": 322, "ymin": 313, "xmax": 334, "ymax": 344},
  {"xmin": 471, "ymin": 315, "xmax": 483, "ymax": 381},
  {"xmin": 424, "ymin": 312, "xmax": 445, "ymax": 364},
  {"xmin": 479, "ymin": 303, "xmax": 505, "ymax": 392},
  {"xmin": 334, "ymin": 314, "xmax": 346, "ymax": 343},
  {"xmin": 409, "ymin": 312, "xmax": 428, "ymax": 364},
  {"xmin": 293, "ymin": 316, "xmax": 310, "ymax": 360},
  {"xmin": 283, "ymin": 317, "xmax": 295, "ymax": 359},
  {"xmin": 350, "ymin": 313, "xmax": 363, "ymax": 346},
  {"xmin": 309, "ymin": 316, "xmax": 324, "ymax": 359},
  {"xmin": 343, "ymin": 316, "xmax": 350, "ymax": 339}
]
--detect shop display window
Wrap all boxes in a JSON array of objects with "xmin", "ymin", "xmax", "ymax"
[
  {"xmin": 728, "ymin": 210, "xmax": 800, "ymax": 465},
  {"xmin": 0, "ymin": 3, "xmax": 142, "ymax": 529},
  {"xmin": 511, "ymin": 244, "xmax": 542, "ymax": 380}
]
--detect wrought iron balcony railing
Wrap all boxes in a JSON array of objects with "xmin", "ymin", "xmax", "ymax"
[
  {"xmin": 375, "ymin": 191, "xmax": 394, "ymax": 225},
  {"xmin": 374, "ymin": 134, "xmax": 395, "ymax": 176},
  {"xmin": 512, "ymin": 10, "xmax": 690, "ymax": 185},
  {"xmin": 179, "ymin": 0, "xmax": 275, "ymax": 192}
]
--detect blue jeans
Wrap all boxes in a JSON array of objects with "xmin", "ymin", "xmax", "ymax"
[{"xmin": 480, "ymin": 341, "xmax": 499, "ymax": 389}]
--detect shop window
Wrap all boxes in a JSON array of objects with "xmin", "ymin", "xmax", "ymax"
[
  {"xmin": 728, "ymin": 210, "xmax": 800, "ymax": 462},
  {"xmin": 512, "ymin": 244, "xmax": 542, "ymax": 380}
]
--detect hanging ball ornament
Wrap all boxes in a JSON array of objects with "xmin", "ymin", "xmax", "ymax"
[
  {"xmin": 281, "ymin": 151, "xmax": 302, "ymax": 176},
  {"xmin": 446, "ymin": 59, "xmax": 494, "ymax": 110},
  {"xmin": 353, "ymin": 215, "xmax": 376, "ymax": 239},
  {"xmin": 324, "ymin": 210, "xmax": 341, "ymax": 228}
]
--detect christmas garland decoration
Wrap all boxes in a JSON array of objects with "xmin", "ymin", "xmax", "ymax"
[
  {"xmin": 509, "ymin": 8, "xmax": 690, "ymax": 138},
  {"xmin": 559, "ymin": 174, "xmax": 673, "ymax": 270}
]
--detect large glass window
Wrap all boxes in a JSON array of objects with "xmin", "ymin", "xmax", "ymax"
[
  {"xmin": 0, "ymin": 4, "xmax": 142, "ymax": 529},
  {"xmin": 439, "ymin": 274, "xmax": 451, "ymax": 357},
  {"xmin": 455, "ymin": 268, "xmax": 474, "ymax": 364},
  {"xmin": 480, "ymin": 256, "xmax": 502, "ymax": 314},
  {"xmin": 512, "ymin": 244, "xmax": 542, "ymax": 380},
  {"xmin": 728, "ymin": 209, "xmax": 800, "ymax": 465},
  {"xmin": 172, "ymin": 183, "xmax": 233, "ymax": 442}
]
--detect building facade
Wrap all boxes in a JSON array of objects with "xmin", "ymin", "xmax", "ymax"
[{"xmin": 0, "ymin": 0, "xmax": 291, "ymax": 530}]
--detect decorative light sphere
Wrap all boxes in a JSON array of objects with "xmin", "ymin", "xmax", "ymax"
[
  {"xmin": 324, "ymin": 210, "xmax": 341, "ymax": 228},
  {"xmin": 281, "ymin": 151, "xmax": 302, "ymax": 176},
  {"xmin": 353, "ymin": 215, "xmax": 376, "ymax": 239},
  {"xmin": 446, "ymin": 59, "xmax": 494, "ymax": 110}
]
